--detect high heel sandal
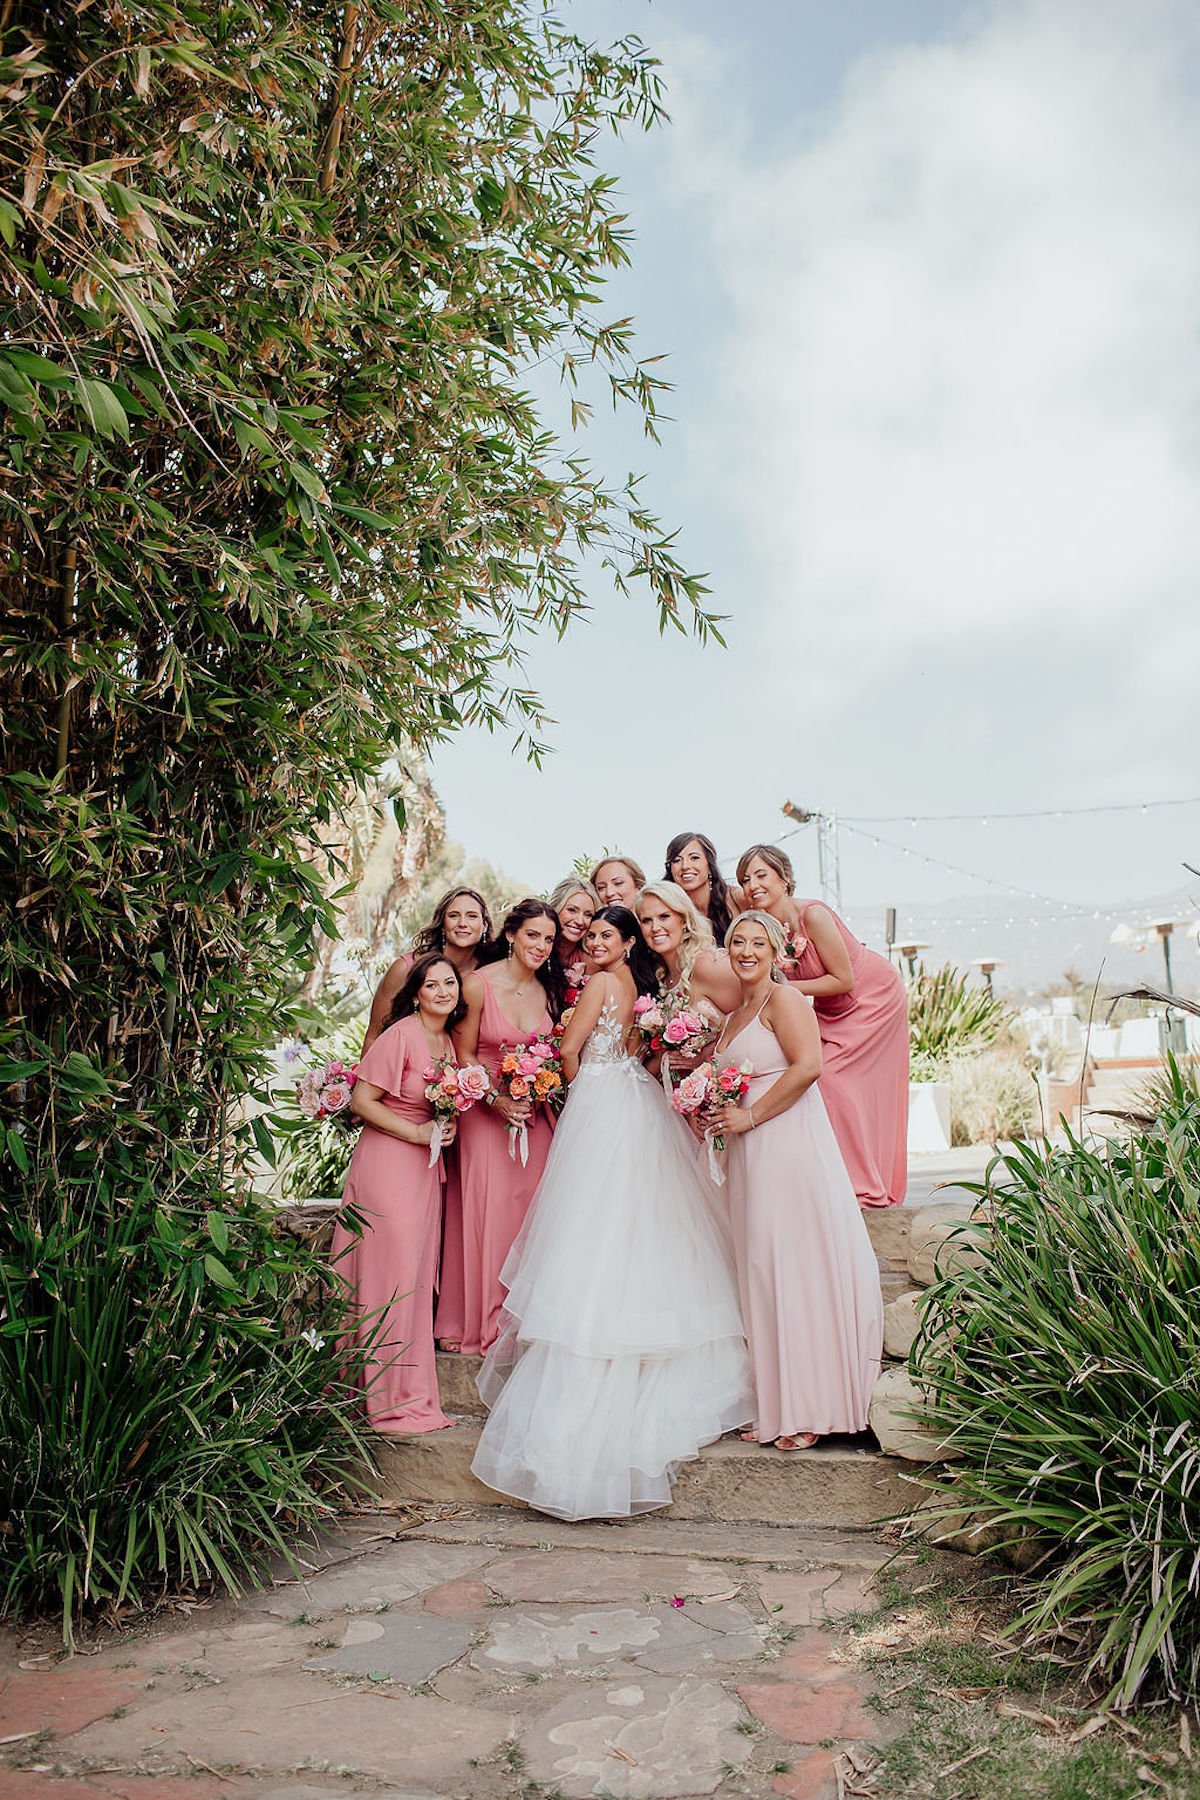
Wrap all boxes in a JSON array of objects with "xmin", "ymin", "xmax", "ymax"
[{"xmin": 774, "ymin": 1432, "xmax": 818, "ymax": 1451}]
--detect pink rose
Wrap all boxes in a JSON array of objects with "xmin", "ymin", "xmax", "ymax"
[
  {"xmin": 456, "ymin": 1063, "xmax": 490, "ymax": 1104},
  {"xmin": 671, "ymin": 1069, "xmax": 711, "ymax": 1115},
  {"xmin": 633, "ymin": 994, "xmax": 654, "ymax": 1015},
  {"xmin": 663, "ymin": 1015, "xmax": 693, "ymax": 1047},
  {"xmin": 637, "ymin": 1004, "xmax": 664, "ymax": 1034},
  {"xmin": 422, "ymin": 1063, "xmax": 437, "ymax": 1081},
  {"xmin": 529, "ymin": 1041, "xmax": 554, "ymax": 1062},
  {"xmin": 323, "ymin": 1080, "xmax": 353, "ymax": 1114},
  {"xmin": 517, "ymin": 1053, "xmax": 541, "ymax": 1076}
]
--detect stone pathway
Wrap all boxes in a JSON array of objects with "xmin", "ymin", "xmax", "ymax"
[{"xmin": 0, "ymin": 1508, "xmax": 913, "ymax": 1800}]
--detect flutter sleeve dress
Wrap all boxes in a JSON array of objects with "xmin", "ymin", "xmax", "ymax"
[{"xmin": 330, "ymin": 1014, "xmax": 450, "ymax": 1434}]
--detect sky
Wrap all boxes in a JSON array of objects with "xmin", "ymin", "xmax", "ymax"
[{"xmin": 428, "ymin": 0, "xmax": 1200, "ymax": 982}]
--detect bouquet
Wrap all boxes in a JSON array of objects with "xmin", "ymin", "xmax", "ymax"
[
  {"xmin": 295, "ymin": 1057, "xmax": 360, "ymax": 1129},
  {"xmin": 496, "ymin": 1031, "xmax": 564, "ymax": 1162},
  {"xmin": 633, "ymin": 991, "xmax": 721, "ymax": 1093},
  {"xmin": 423, "ymin": 1057, "xmax": 490, "ymax": 1166},
  {"xmin": 671, "ymin": 1059, "xmax": 753, "ymax": 1183}
]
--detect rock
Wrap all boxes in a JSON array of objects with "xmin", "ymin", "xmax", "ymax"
[
  {"xmin": 908, "ymin": 1493, "xmax": 1048, "ymax": 1568},
  {"xmin": 862, "ymin": 1207, "xmax": 911, "ymax": 1269},
  {"xmin": 906, "ymin": 1199, "xmax": 989, "ymax": 1287},
  {"xmin": 868, "ymin": 1366, "xmax": 954, "ymax": 1463},
  {"xmin": 882, "ymin": 1289, "xmax": 927, "ymax": 1362}
]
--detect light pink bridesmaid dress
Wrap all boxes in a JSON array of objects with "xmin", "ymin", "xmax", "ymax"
[
  {"xmin": 455, "ymin": 980, "xmax": 555, "ymax": 1355},
  {"xmin": 331, "ymin": 1014, "xmax": 451, "ymax": 1434},
  {"xmin": 720, "ymin": 1006, "xmax": 882, "ymax": 1442},
  {"xmin": 787, "ymin": 902, "xmax": 909, "ymax": 1207}
]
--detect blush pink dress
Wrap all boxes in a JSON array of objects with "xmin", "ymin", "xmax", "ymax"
[
  {"xmin": 720, "ymin": 1007, "xmax": 883, "ymax": 1441},
  {"xmin": 456, "ymin": 979, "xmax": 556, "ymax": 1355},
  {"xmin": 787, "ymin": 902, "xmax": 909, "ymax": 1207},
  {"xmin": 330, "ymin": 1014, "xmax": 451, "ymax": 1434}
]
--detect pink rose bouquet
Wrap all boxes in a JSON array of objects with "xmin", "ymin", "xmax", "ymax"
[
  {"xmin": 295, "ymin": 1057, "xmax": 360, "ymax": 1130},
  {"xmin": 496, "ymin": 1031, "xmax": 564, "ymax": 1162},
  {"xmin": 423, "ymin": 1056, "xmax": 489, "ymax": 1166},
  {"xmin": 670, "ymin": 1058, "xmax": 754, "ymax": 1184}
]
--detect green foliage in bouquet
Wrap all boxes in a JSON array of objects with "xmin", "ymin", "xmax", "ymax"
[
  {"xmin": 914, "ymin": 1058, "xmax": 1200, "ymax": 1708},
  {"xmin": 1, "ymin": 0, "xmax": 713, "ymax": 1622}
]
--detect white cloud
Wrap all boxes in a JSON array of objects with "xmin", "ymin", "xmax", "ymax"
[{"xmin": 669, "ymin": 0, "xmax": 1200, "ymax": 725}]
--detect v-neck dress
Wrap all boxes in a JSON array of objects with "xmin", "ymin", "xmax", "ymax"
[
  {"xmin": 718, "ymin": 1007, "xmax": 882, "ymax": 1440},
  {"xmin": 454, "ymin": 977, "xmax": 556, "ymax": 1355}
]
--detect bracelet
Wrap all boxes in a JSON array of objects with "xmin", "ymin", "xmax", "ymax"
[
  {"xmin": 485, "ymin": 1090, "xmax": 498, "ymax": 1107},
  {"xmin": 748, "ymin": 1104, "xmax": 756, "ymax": 1130}
]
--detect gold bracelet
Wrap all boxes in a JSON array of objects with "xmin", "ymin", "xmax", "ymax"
[{"xmin": 748, "ymin": 1104, "xmax": 756, "ymax": 1129}]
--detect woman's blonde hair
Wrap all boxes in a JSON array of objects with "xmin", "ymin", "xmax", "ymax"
[
  {"xmin": 725, "ymin": 909, "xmax": 787, "ymax": 981},
  {"xmin": 590, "ymin": 853, "xmax": 647, "ymax": 892},
  {"xmin": 548, "ymin": 875, "xmax": 600, "ymax": 915},
  {"xmin": 637, "ymin": 880, "xmax": 715, "ymax": 992}
]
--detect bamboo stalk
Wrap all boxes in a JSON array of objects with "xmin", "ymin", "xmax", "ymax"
[
  {"xmin": 53, "ymin": 545, "xmax": 78, "ymax": 776},
  {"xmin": 318, "ymin": 3, "xmax": 359, "ymax": 198}
]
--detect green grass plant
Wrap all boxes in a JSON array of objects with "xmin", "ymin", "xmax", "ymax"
[
  {"xmin": 914, "ymin": 1059, "xmax": 1200, "ymax": 1708},
  {"xmin": 0, "ymin": 1168, "xmax": 377, "ymax": 1642},
  {"xmin": 908, "ymin": 963, "xmax": 1009, "ymax": 1067}
]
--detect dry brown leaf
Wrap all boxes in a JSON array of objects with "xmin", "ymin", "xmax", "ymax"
[
  {"xmin": 1067, "ymin": 1714, "xmax": 1111, "ymax": 1745},
  {"xmin": 995, "ymin": 1699, "xmax": 1060, "ymax": 1731},
  {"xmin": 1180, "ymin": 1711, "xmax": 1193, "ymax": 1762},
  {"xmin": 936, "ymin": 1743, "xmax": 992, "ymax": 1778},
  {"xmin": 22, "ymin": 144, "xmax": 45, "ymax": 213},
  {"xmin": 931, "ymin": 1685, "xmax": 989, "ymax": 1703},
  {"xmin": 1136, "ymin": 1765, "xmax": 1166, "ymax": 1789},
  {"xmin": 697, "ymin": 1587, "xmax": 742, "ymax": 1604},
  {"xmin": 0, "ymin": 1732, "xmax": 39, "ymax": 1746},
  {"xmin": 605, "ymin": 1743, "xmax": 638, "ymax": 1766}
]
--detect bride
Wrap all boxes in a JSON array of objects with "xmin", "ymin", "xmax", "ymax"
[{"xmin": 472, "ymin": 904, "xmax": 754, "ymax": 1520}]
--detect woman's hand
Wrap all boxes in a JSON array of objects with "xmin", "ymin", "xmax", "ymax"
[
  {"xmin": 492, "ymin": 1093, "xmax": 531, "ymax": 1126},
  {"xmin": 718, "ymin": 1101, "xmax": 755, "ymax": 1137},
  {"xmin": 440, "ymin": 1118, "xmax": 457, "ymax": 1148}
]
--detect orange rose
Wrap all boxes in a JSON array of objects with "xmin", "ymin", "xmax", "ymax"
[{"xmin": 509, "ymin": 1077, "xmax": 530, "ymax": 1099}]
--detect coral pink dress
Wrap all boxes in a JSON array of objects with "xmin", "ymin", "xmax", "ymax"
[
  {"xmin": 456, "ymin": 979, "xmax": 555, "ymax": 1355},
  {"xmin": 787, "ymin": 902, "xmax": 909, "ymax": 1207},
  {"xmin": 331, "ymin": 1015, "xmax": 451, "ymax": 1434},
  {"xmin": 432, "ymin": 1153, "xmax": 466, "ymax": 1347},
  {"xmin": 719, "ymin": 1007, "xmax": 883, "ymax": 1441}
]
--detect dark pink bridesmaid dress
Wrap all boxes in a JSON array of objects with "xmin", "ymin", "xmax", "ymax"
[
  {"xmin": 455, "ymin": 979, "xmax": 555, "ymax": 1354},
  {"xmin": 787, "ymin": 902, "xmax": 909, "ymax": 1207},
  {"xmin": 330, "ymin": 1014, "xmax": 450, "ymax": 1433}
]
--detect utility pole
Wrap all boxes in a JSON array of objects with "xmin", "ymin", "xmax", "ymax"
[{"xmin": 780, "ymin": 802, "xmax": 844, "ymax": 914}]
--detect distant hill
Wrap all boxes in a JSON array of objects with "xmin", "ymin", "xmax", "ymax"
[{"xmin": 843, "ymin": 881, "xmax": 1199, "ymax": 1003}]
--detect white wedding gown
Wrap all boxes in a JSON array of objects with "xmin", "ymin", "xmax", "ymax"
[{"xmin": 472, "ymin": 994, "xmax": 754, "ymax": 1520}]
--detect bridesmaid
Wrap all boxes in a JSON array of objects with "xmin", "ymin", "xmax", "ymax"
[
  {"xmin": 548, "ymin": 875, "xmax": 599, "ymax": 994},
  {"xmin": 364, "ymin": 889, "xmax": 492, "ymax": 1353},
  {"xmin": 636, "ymin": 881, "xmax": 740, "ymax": 1024},
  {"xmin": 331, "ymin": 953, "xmax": 463, "ymax": 1435},
  {"xmin": 363, "ymin": 887, "xmax": 493, "ymax": 1051},
  {"xmin": 663, "ymin": 832, "xmax": 744, "ymax": 943},
  {"xmin": 710, "ymin": 911, "xmax": 883, "ymax": 1449},
  {"xmin": 454, "ymin": 899, "xmax": 563, "ymax": 1354},
  {"xmin": 737, "ymin": 844, "xmax": 909, "ymax": 1209},
  {"xmin": 591, "ymin": 854, "xmax": 646, "ymax": 909}
]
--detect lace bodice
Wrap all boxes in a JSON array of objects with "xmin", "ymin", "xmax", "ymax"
[{"xmin": 580, "ymin": 992, "xmax": 633, "ymax": 1069}]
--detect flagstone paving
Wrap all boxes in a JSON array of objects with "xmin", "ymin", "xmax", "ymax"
[{"xmin": 1, "ymin": 1506, "xmax": 916, "ymax": 1800}]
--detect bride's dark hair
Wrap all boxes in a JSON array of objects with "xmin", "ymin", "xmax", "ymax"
[{"xmin": 593, "ymin": 904, "xmax": 662, "ymax": 999}]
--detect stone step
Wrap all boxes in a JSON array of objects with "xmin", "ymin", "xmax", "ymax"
[{"xmin": 368, "ymin": 1420, "xmax": 911, "ymax": 1529}]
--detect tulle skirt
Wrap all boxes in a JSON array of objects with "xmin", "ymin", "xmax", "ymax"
[{"xmin": 472, "ymin": 1056, "xmax": 753, "ymax": 1519}]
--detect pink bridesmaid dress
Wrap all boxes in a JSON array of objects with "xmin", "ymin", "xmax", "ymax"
[
  {"xmin": 432, "ymin": 1152, "xmax": 467, "ymax": 1347},
  {"xmin": 330, "ymin": 1015, "xmax": 451, "ymax": 1434},
  {"xmin": 456, "ymin": 980, "xmax": 555, "ymax": 1355},
  {"xmin": 720, "ymin": 1007, "xmax": 883, "ymax": 1441},
  {"xmin": 787, "ymin": 902, "xmax": 909, "ymax": 1207}
]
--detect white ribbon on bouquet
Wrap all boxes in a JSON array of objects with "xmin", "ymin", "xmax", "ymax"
[
  {"xmin": 427, "ymin": 1118, "xmax": 445, "ymax": 1168},
  {"xmin": 507, "ymin": 1121, "xmax": 529, "ymax": 1166},
  {"xmin": 703, "ymin": 1130, "xmax": 725, "ymax": 1187}
]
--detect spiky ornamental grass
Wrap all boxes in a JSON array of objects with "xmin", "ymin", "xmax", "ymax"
[{"xmin": 914, "ymin": 1061, "xmax": 1200, "ymax": 1710}]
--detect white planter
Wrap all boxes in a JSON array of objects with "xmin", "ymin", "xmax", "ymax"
[{"xmin": 907, "ymin": 1080, "xmax": 950, "ymax": 1154}]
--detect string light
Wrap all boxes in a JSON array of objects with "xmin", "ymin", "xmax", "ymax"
[
  {"xmin": 836, "ymin": 820, "xmax": 1099, "ymax": 916},
  {"xmin": 843, "ymin": 794, "xmax": 1200, "ymax": 826}
]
